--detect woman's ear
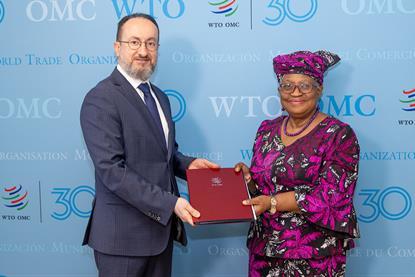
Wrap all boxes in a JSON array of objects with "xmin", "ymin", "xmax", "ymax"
[{"xmin": 317, "ymin": 85, "xmax": 323, "ymax": 97}]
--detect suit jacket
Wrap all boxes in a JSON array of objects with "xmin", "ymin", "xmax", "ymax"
[{"xmin": 80, "ymin": 68, "xmax": 194, "ymax": 256}]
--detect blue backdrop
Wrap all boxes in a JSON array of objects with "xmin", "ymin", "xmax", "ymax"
[{"xmin": 1, "ymin": 1, "xmax": 414, "ymax": 276}]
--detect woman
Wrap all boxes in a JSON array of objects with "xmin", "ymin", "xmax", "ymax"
[{"xmin": 235, "ymin": 50, "xmax": 360, "ymax": 277}]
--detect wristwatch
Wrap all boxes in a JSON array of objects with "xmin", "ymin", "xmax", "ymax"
[{"xmin": 269, "ymin": 194, "xmax": 277, "ymax": 215}]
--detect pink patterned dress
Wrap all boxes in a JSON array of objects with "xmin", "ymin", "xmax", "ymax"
[{"xmin": 248, "ymin": 116, "xmax": 360, "ymax": 277}]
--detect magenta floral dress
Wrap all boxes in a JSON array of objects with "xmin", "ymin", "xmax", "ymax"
[{"xmin": 248, "ymin": 116, "xmax": 360, "ymax": 277}]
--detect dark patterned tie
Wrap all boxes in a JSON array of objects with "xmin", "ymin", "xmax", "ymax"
[{"xmin": 138, "ymin": 83, "xmax": 164, "ymax": 138}]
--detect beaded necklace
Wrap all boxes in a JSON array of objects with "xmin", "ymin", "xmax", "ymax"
[{"xmin": 283, "ymin": 108, "xmax": 319, "ymax": 137}]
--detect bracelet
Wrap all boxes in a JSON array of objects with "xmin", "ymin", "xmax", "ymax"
[{"xmin": 269, "ymin": 194, "xmax": 277, "ymax": 215}]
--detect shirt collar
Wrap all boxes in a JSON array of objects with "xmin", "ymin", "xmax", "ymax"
[{"xmin": 116, "ymin": 64, "xmax": 149, "ymax": 89}]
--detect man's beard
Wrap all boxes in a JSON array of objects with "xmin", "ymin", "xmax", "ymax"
[
  {"xmin": 125, "ymin": 62, "xmax": 156, "ymax": 81},
  {"xmin": 119, "ymin": 55, "xmax": 157, "ymax": 81}
]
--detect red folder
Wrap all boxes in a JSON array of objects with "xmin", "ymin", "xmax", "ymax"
[{"xmin": 186, "ymin": 168, "xmax": 256, "ymax": 224}]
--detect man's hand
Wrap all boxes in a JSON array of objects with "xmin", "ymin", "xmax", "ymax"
[
  {"xmin": 174, "ymin": 197, "xmax": 200, "ymax": 226},
  {"xmin": 242, "ymin": 195, "xmax": 271, "ymax": 216},
  {"xmin": 188, "ymin": 158, "xmax": 220, "ymax": 170}
]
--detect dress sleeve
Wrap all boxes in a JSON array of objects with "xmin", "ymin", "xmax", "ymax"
[
  {"xmin": 295, "ymin": 125, "xmax": 360, "ymax": 238},
  {"xmin": 249, "ymin": 120, "xmax": 276, "ymax": 196}
]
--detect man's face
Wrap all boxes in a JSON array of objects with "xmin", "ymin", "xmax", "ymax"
[{"xmin": 114, "ymin": 17, "xmax": 159, "ymax": 80}]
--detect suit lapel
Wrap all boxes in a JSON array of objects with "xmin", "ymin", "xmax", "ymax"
[{"xmin": 110, "ymin": 69, "xmax": 167, "ymax": 155}]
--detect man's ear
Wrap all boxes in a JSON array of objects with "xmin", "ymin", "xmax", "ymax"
[{"xmin": 114, "ymin": 41, "xmax": 120, "ymax": 57}]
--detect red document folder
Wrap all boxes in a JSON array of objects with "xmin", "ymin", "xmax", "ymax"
[{"xmin": 186, "ymin": 168, "xmax": 256, "ymax": 224}]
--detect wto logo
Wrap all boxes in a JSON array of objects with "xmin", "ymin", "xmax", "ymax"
[
  {"xmin": 209, "ymin": 0, "xmax": 239, "ymax": 17},
  {"xmin": 0, "ymin": 1, "xmax": 5, "ymax": 23},
  {"xmin": 397, "ymin": 87, "xmax": 415, "ymax": 126},
  {"xmin": 400, "ymin": 88, "xmax": 415, "ymax": 111},
  {"xmin": 165, "ymin": 89, "xmax": 186, "ymax": 122},
  {"xmin": 263, "ymin": 0, "xmax": 318, "ymax": 26},
  {"xmin": 358, "ymin": 186, "xmax": 412, "ymax": 223},
  {"xmin": 2, "ymin": 185, "xmax": 29, "ymax": 211},
  {"xmin": 51, "ymin": 186, "xmax": 95, "ymax": 220},
  {"xmin": 207, "ymin": 0, "xmax": 240, "ymax": 28},
  {"xmin": 111, "ymin": 0, "xmax": 185, "ymax": 19}
]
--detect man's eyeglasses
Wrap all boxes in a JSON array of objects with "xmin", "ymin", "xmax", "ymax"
[
  {"xmin": 118, "ymin": 39, "xmax": 159, "ymax": 51},
  {"xmin": 278, "ymin": 82, "xmax": 319, "ymax": 95}
]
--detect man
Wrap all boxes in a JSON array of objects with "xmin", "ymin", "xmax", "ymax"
[{"xmin": 80, "ymin": 13, "xmax": 218, "ymax": 276}]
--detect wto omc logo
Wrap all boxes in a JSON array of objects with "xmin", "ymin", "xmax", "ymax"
[
  {"xmin": 209, "ymin": 0, "xmax": 239, "ymax": 17},
  {"xmin": 0, "ymin": 1, "xmax": 5, "ymax": 23},
  {"xmin": 165, "ymin": 89, "xmax": 186, "ymax": 122},
  {"xmin": 400, "ymin": 88, "xmax": 415, "ymax": 111},
  {"xmin": 2, "ymin": 185, "xmax": 29, "ymax": 211}
]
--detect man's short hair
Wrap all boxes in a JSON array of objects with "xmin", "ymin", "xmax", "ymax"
[{"xmin": 116, "ymin": 13, "xmax": 159, "ymax": 41}]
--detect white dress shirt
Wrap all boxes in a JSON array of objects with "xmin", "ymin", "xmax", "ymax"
[{"xmin": 117, "ymin": 64, "xmax": 169, "ymax": 146}]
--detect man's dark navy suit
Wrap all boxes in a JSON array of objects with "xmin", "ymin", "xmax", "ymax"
[{"xmin": 80, "ymin": 68, "xmax": 193, "ymax": 258}]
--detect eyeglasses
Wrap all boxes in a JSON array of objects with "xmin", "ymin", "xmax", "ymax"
[
  {"xmin": 118, "ymin": 39, "xmax": 159, "ymax": 51},
  {"xmin": 278, "ymin": 82, "xmax": 319, "ymax": 95}
]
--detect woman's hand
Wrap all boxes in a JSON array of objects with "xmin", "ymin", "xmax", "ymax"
[
  {"xmin": 235, "ymin": 162, "xmax": 259, "ymax": 195},
  {"xmin": 242, "ymin": 195, "xmax": 271, "ymax": 216},
  {"xmin": 234, "ymin": 162, "xmax": 251, "ymax": 182}
]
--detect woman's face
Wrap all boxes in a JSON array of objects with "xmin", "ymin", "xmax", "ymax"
[{"xmin": 279, "ymin": 74, "xmax": 322, "ymax": 118}]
